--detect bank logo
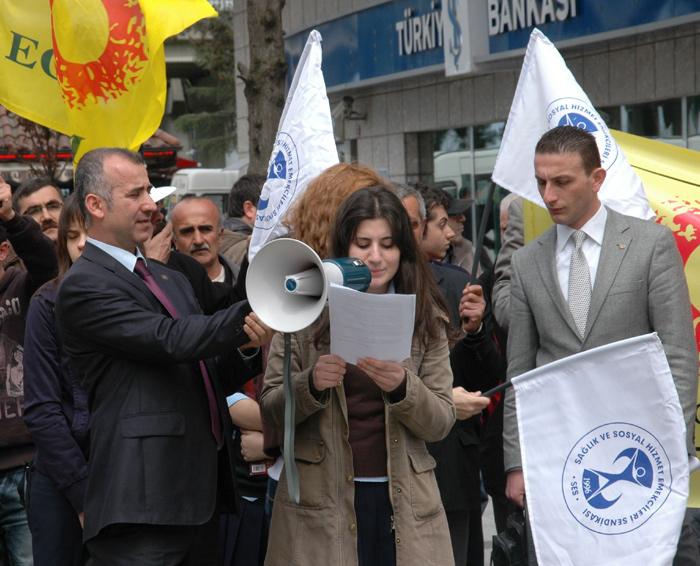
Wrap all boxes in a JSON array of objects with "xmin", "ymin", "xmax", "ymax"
[
  {"xmin": 562, "ymin": 422, "xmax": 671, "ymax": 535},
  {"xmin": 255, "ymin": 132, "xmax": 299, "ymax": 228},
  {"xmin": 545, "ymin": 97, "xmax": 618, "ymax": 170},
  {"xmin": 447, "ymin": 0, "xmax": 462, "ymax": 69}
]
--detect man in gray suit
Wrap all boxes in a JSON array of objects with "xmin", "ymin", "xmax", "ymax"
[{"xmin": 503, "ymin": 126, "xmax": 698, "ymax": 562}]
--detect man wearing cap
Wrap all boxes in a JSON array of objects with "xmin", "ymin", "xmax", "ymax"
[{"xmin": 444, "ymin": 194, "xmax": 480, "ymax": 275}]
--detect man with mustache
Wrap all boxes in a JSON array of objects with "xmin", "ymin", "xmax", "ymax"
[
  {"xmin": 171, "ymin": 196, "xmax": 239, "ymax": 286},
  {"xmin": 12, "ymin": 178, "xmax": 64, "ymax": 242}
]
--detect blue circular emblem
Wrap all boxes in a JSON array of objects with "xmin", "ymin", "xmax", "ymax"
[
  {"xmin": 561, "ymin": 422, "xmax": 672, "ymax": 535},
  {"xmin": 255, "ymin": 131, "xmax": 299, "ymax": 231},
  {"xmin": 545, "ymin": 97, "xmax": 618, "ymax": 170}
]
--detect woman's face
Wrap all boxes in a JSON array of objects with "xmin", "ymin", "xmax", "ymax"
[
  {"xmin": 348, "ymin": 218, "xmax": 401, "ymax": 294},
  {"xmin": 66, "ymin": 221, "xmax": 87, "ymax": 263}
]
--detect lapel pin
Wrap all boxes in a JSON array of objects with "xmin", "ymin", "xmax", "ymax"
[
  {"xmin": 617, "ymin": 243, "xmax": 626, "ymax": 250},
  {"xmin": 161, "ymin": 274, "xmax": 169, "ymax": 281}
]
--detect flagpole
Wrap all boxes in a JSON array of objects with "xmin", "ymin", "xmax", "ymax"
[
  {"xmin": 282, "ymin": 332, "xmax": 300, "ymax": 503},
  {"xmin": 482, "ymin": 379, "xmax": 512, "ymax": 398},
  {"xmin": 468, "ymin": 181, "xmax": 496, "ymax": 285}
]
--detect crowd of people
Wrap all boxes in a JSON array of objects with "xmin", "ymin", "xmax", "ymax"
[{"xmin": 0, "ymin": 125, "xmax": 696, "ymax": 565}]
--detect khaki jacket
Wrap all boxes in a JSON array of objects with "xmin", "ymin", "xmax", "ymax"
[
  {"xmin": 260, "ymin": 322, "xmax": 456, "ymax": 566},
  {"xmin": 219, "ymin": 228, "xmax": 249, "ymax": 267}
]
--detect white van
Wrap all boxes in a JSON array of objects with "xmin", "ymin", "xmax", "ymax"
[{"xmin": 167, "ymin": 168, "xmax": 242, "ymax": 215}]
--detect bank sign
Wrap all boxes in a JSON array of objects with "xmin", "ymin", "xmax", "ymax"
[
  {"xmin": 286, "ymin": 0, "xmax": 700, "ymax": 85},
  {"xmin": 486, "ymin": 0, "xmax": 700, "ymax": 57},
  {"xmin": 285, "ymin": 0, "xmax": 445, "ymax": 90}
]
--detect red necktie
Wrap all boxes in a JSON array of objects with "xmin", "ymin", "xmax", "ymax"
[{"xmin": 134, "ymin": 258, "xmax": 223, "ymax": 447}]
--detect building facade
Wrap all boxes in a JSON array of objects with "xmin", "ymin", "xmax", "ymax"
[{"xmin": 233, "ymin": 1, "xmax": 700, "ymax": 229}]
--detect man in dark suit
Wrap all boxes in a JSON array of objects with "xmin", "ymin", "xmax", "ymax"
[{"xmin": 56, "ymin": 148, "xmax": 271, "ymax": 566}]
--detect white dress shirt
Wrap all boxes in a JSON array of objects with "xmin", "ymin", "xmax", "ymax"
[
  {"xmin": 555, "ymin": 204, "xmax": 608, "ymax": 300},
  {"xmin": 88, "ymin": 237, "xmax": 145, "ymax": 272}
]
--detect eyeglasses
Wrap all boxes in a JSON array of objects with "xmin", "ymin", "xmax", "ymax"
[{"xmin": 23, "ymin": 201, "xmax": 63, "ymax": 217}]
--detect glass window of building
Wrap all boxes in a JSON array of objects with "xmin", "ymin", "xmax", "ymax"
[{"xmin": 621, "ymin": 99, "xmax": 683, "ymax": 145}]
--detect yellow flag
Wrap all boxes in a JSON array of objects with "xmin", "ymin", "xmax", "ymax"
[{"xmin": 0, "ymin": 0, "xmax": 217, "ymax": 161}]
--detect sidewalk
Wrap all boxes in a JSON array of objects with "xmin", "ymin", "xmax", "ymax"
[{"xmin": 483, "ymin": 500, "xmax": 497, "ymax": 564}]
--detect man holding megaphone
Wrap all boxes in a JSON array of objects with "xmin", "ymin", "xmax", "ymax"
[{"xmin": 56, "ymin": 148, "xmax": 273, "ymax": 565}]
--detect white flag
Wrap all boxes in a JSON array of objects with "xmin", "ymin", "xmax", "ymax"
[
  {"xmin": 514, "ymin": 333, "xmax": 688, "ymax": 565},
  {"xmin": 492, "ymin": 28, "xmax": 653, "ymax": 220},
  {"xmin": 248, "ymin": 30, "xmax": 339, "ymax": 261}
]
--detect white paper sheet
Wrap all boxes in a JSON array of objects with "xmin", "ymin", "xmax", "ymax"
[{"xmin": 328, "ymin": 284, "xmax": 416, "ymax": 364}]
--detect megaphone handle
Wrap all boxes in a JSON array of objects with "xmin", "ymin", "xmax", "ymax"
[{"xmin": 283, "ymin": 332, "xmax": 301, "ymax": 504}]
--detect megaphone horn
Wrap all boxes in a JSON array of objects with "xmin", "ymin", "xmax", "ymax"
[{"xmin": 246, "ymin": 238, "xmax": 371, "ymax": 333}]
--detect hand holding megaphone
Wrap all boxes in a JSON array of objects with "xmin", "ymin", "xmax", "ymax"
[
  {"xmin": 240, "ymin": 313, "xmax": 274, "ymax": 350},
  {"xmin": 246, "ymin": 238, "xmax": 371, "ymax": 333}
]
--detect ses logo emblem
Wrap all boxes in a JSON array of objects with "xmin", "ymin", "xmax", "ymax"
[
  {"xmin": 562, "ymin": 422, "xmax": 672, "ymax": 535},
  {"xmin": 255, "ymin": 132, "xmax": 299, "ymax": 231},
  {"xmin": 545, "ymin": 97, "xmax": 618, "ymax": 171}
]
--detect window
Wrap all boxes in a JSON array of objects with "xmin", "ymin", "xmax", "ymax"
[{"xmin": 622, "ymin": 99, "xmax": 682, "ymax": 142}]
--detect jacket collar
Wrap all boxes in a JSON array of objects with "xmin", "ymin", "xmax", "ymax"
[
  {"xmin": 534, "ymin": 207, "xmax": 632, "ymax": 342},
  {"xmin": 584, "ymin": 208, "xmax": 632, "ymax": 341}
]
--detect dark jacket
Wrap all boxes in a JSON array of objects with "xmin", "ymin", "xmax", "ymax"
[
  {"xmin": 23, "ymin": 282, "xmax": 89, "ymax": 512},
  {"xmin": 428, "ymin": 261, "xmax": 504, "ymax": 511},
  {"xmin": 56, "ymin": 243, "xmax": 258, "ymax": 541},
  {"xmin": 0, "ymin": 214, "xmax": 57, "ymax": 471},
  {"xmin": 165, "ymin": 250, "xmax": 246, "ymax": 313}
]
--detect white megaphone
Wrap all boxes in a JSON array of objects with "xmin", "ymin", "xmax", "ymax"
[{"xmin": 246, "ymin": 238, "xmax": 371, "ymax": 333}]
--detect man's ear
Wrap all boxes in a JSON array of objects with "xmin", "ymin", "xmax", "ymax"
[
  {"xmin": 591, "ymin": 167, "xmax": 606, "ymax": 193},
  {"xmin": 85, "ymin": 194, "xmax": 106, "ymax": 220},
  {"xmin": 243, "ymin": 200, "xmax": 257, "ymax": 222},
  {"xmin": 0, "ymin": 241, "xmax": 10, "ymax": 263}
]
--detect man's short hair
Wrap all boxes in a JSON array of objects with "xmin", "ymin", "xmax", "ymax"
[
  {"xmin": 75, "ymin": 148, "xmax": 145, "ymax": 225},
  {"xmin": 414, "ymin": 183, "xmax": 450, "ymax": 220},
  {"xmin": 535, "ymin": 126, "xmax": 601, "ymax": 174},
  {"xmin": 394, "ymin": 183, "xmax": 426, "ymax": 221},
  {"xmin": 12, "ymin": 177, "xmax": 61, "ymax": 212},
  {"xmin": 227, "ymin": 174, "xmax": 264, "ymax": 218}
]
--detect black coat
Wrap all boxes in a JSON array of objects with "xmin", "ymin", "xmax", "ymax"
[
  {"xmin": 428, "ymin": 262, "xmax": 505, "ymax": 511},
  {"xmin": 56, "ymin": 243, "xmax": 257, "ymax": 541}
]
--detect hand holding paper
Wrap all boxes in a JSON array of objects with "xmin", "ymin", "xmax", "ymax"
[{"xmin": 356, "ymin": 357, "xmax": 406, "ymax": 393}]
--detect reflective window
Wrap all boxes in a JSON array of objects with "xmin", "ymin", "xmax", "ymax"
[
  {"xmin": 622, "ymin": 99, "xmax": 682, "ymax": 141},
  {"xmin": 474, "ymin": 122, "xmax": 505, "ymax": 149},
  {"xmin": 597, "ymin": 106, "xmax": 622, "ymax": 130}
]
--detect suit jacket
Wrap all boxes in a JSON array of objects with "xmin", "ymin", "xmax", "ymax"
[
  {"xmin": 56, "ymin": 243, "xmax": 256, "ymax": 541},
  {"xmin": 503, "ymin": 207, "xmax": 697, "ymax": 471},
  {"xmin": 492, "ymin": 196, "xmax": 523, "ymax": 332}
]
